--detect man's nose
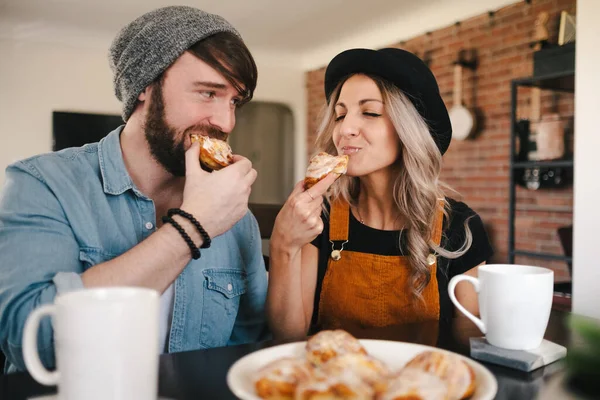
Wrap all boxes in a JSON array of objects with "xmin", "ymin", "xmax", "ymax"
[{"xmin": 208, "ymin": 106, "xmax": 236, "ymax": 134}]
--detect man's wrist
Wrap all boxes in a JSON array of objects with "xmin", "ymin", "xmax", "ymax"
[
  {"xmin": 167, "ymin": 208, "xmax": 211, "ymax": 249},
  {"xmin": 171, "ymin": 215, "xmax": 204, "ymax": 247},
  {"xmin": 161, "ymin": 215, "xmax": 204, "ymax": 261}
]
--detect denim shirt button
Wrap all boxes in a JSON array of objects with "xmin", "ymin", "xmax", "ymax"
[
  {"xmin": 227, "ymin": 283, "xmax": 233, "ymax": 292},
  {"xmin": 145, "ymin": 222, "xmax": 154, "ymax": 230}
]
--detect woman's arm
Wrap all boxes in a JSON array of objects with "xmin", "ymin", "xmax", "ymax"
[
  {"xmin": 265, "ymin": 175, "xmax": 337, "ymax": 341},
  {"xmin": 454, "ymin": 262, "xmax": 485, "ymax": 316},
  {"xmin": 266, "ymin": 243, "xmax": 319, "ymax": 340}
]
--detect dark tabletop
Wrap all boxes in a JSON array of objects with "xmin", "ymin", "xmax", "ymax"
[{"xmin": 0, "ymin": 310, "xmax": 582, "ymax": 400}]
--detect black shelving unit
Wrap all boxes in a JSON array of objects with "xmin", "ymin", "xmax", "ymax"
[
  {"xmin": 508, "ymin": 70, "xmax": 575, "ymax": 264},
  {"xmin": 513, "ymin": 160, "xmax": 574, "ymax": 169}
]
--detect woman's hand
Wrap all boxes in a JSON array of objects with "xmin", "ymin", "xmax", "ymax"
[{"xmin": 271, "ymin": 174, "xmax": 338, "ymax": 254}]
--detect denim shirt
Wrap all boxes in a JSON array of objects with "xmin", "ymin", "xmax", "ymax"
[{"xmin": 0, "ymin": 127, "xmax": 269, "ymax": 373}]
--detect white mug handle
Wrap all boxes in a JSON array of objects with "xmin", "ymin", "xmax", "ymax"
[
  {"xmin": 23, "ymin": 304, "xmax": 60, "ymax": 386},
  {"xmin": 448, "ymin": 275, "xmax": 486, "ymax": 334}
]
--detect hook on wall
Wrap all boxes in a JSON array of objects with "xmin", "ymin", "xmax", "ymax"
[
  {"xmin": 453, "ymin": 21, "xmax": 461, "ymax": 35},
  {"xmin": 487, "ymin": 10, "xmax": 496, "ymax": 29},
  {"xmin": 422, "ymin": 31, "xmax": 433, "ymax": 67},
  {"xmin": 454, "ymin": 49, "xmax": 478, "ymax": 70}
]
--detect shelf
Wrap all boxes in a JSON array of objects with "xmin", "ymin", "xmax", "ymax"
[
  {"xmin": 516, "ymin": 115, "xmax": 574, "ymax": 123},
  {"xmin": 512, "ymin": 160, "xmax": 574, "ymax": 169},
  {"xmin": 515, "ymin": 205, "xmax": 573, "ymax": 213},
  {"xmin": 511, "ymin": 250, "xmax": 572, "ymax": 263},
  {"xmin": 512, "ymin": 70, "xmax": 575, "ymax": 92},
  {"xmin": 509, "ymin": 68, "xmax": 575, "ymax": 267}
]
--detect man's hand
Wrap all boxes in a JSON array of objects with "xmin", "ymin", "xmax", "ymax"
[{"xmin": 181, "ymin": 141, "xmax": 257, "ymax": 238}]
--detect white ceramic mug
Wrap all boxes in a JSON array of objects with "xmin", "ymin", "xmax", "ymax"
[
  {"xmin": 448, "ymin": 264, "xmax": 554, "ymax": 350},
  {"xmin": 23, "ymin": 287, "xmax": 160, "ymax": 400}
]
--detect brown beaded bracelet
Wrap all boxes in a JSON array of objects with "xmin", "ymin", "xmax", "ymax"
[
  {"xmin": 167, "ymin": 208, "xmax": 211, "ymax": 249},
  {"xmin": 162, "ymin": 215, "xmax": 201, "ymax": 260}
]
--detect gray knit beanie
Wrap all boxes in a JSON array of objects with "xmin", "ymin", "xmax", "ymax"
[{"xmin": 109, "ymin": 6, "xmax": 241, "ymax": 121}]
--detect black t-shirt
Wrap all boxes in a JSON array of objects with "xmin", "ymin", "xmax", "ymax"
[{"xmin": 309, "ymin": 198, "xmax": 493, "ymax": 328}]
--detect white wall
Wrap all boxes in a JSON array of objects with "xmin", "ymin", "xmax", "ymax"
[
  {"xmin": 573, "ymin": 0, "xmax": 600, "ymax": 319},
  {"xmin": 300, "ymin": 0, "xmax": 517, "ymax": 70},
  {"xmin": 0, "ymin": 38, "xmax": 121, "ymax": 187},
  {"xmin": 0, "ymin": 36, "xmax": 306, "ymax": 187},
  {"xmin": 251, "ymin": 50, "xmax": 307, "ymax": 183}
]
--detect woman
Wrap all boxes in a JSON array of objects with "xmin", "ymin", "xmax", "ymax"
[{"xmin": 267, "ymin": 48, "xmax": 493, "ymax": 340}]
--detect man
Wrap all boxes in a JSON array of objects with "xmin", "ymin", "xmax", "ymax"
[{"xmin": 0, "ymin": 6, "xmax": 268, "ymax": 373}]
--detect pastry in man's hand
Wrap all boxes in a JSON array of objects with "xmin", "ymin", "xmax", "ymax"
[
  {"xmin": 190, "ymin": 134, "xmax": 233, "ymax": 171},
  {"xmin": 304, "ymin": 152, "xmax": 348, "ymax": 190},
  {"xmin": 305, "ymin": 330, "xmax": 366, "ymax": 367},
  {"xmin": 377, "ymin": 367, "xmax": 449, "ymax": 400},
  {"xmin": 404, "ymin": 351, "xmax": 475, "ymax": 400},
  {"xmin": 254, "ymin": 357, "xmax": 313, "ymax": 400}
]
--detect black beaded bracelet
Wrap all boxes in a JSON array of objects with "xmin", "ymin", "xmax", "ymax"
[
  {"xmin": 167, "ymin": 208, "xmax": 211, "ymax": 249},
  {"xmin": 162, "ymin": 215, "xmax": 201, "ymax": 260}
]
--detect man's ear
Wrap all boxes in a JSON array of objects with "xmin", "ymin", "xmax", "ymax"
[{"xmin": 138, "ymin": 86, "xmax": 150, "ymax": 102}]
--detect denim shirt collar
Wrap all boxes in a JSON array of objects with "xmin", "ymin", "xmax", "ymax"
[{"xmin": 98, "ymin": 126, "xmax": 136, "ymax": 196}]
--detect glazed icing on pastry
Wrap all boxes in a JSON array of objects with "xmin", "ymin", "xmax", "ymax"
[
  {"xmin": 304, "ymin": 152, "xmax": 349, "ymax": 189},
  {"xmin": 319, "ymin": 353, "xmax": 390, "ymax": 390},
  {"xmin": 306, "ymin": 330, "xmax": 366, "ymax": 366},
  {"xmin": 378, "ymin": 367, "xmax": 449, "ymax": 400},
  {"xmin": 294, "ymin": 370, "xmax": 374, "ymax": 400},
  {"xmin": 254, "ymin": 357, "xmax": 313, "ymax": 399},
  {"xmin": 404, "ymin": 351, "xmax": 476, "ymax": 400},
  {"xmin": 190, "ymin": 134, "xmax": 233, "ymax": 170}
]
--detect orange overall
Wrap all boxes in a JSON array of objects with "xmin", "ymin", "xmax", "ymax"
[{"xmin": 318, "ymin": 200, "xmax": 445, "ymax": 330}]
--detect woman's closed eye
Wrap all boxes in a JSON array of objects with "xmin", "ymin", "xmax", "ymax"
[{"xmin": 335, "ymin": 112, "xmax": 381, "ymax": 122}]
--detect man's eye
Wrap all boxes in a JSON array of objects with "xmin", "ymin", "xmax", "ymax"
[{"xmin": 200, "ymin": 91, "xmax": 216, "ymax": 99}]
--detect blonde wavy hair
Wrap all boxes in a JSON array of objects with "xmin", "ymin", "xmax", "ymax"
[{"xmin": 315, "ymin": 74, "xmax": 473, "ymax": 298}]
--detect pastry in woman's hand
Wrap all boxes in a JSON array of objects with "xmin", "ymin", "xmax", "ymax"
[
  {"xmin": 254, "ymin": 357, "xmax": 313, "ymax": 399},
  {"xmin": 305, "ymin": 330, "xmax": 366, "ymax": 367},
  {"xmin": 304, "ymin": 152, "xmax": 348, "ymax": 190},
  {"xmin": 190, "ymin": 134, "xmax": 233, "ymax": 171}
]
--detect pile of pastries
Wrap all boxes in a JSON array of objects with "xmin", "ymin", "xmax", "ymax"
[{"xmin": 254, "ymin": 330, "xmax": 476, "ymax": 400}]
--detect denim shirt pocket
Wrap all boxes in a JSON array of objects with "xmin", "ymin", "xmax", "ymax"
[
  {"xmin": 79, "ymin": 247, "xmax": 119, "ymax": 269},
  {"xmin": 200, "ymin": 268, "xmax": 248, "ymax": 348}
]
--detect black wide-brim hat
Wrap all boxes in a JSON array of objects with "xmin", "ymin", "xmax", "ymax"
[{"xmin": 324, "ymin": 48, "xmax": 452, "ymax": 155}]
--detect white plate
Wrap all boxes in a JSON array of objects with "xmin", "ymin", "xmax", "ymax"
[{"xmin": 227, "ymin": 339, "xmax": 498, "ymax": 400}]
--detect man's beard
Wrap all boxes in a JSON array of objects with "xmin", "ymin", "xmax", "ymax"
[{"xmin": 144, "ymin": 82, "xmax": 227, "ymax": 177}]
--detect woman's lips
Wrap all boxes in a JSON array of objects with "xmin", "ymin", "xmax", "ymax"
[{"xmin": 341, "ymin": 146, "xmax": 362, "ymax": 155}]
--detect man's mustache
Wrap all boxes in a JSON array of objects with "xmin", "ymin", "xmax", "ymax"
[{"xmin": 183, "ymin": 125, "xmax": 228, "ymax": 141}]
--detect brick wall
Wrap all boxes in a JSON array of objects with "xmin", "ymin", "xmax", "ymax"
[{"xmin": 306, "ymin": 0, "xmax": 576, "ymax": 280}]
